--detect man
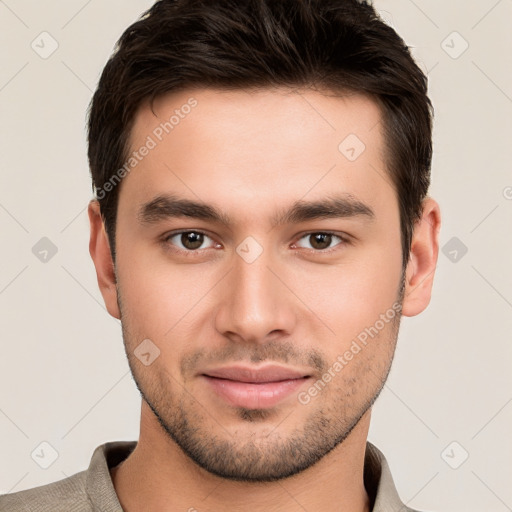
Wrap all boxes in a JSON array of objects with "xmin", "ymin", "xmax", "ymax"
[{"xmin": 1, "ymin": 0, "xmax": 440, "ymax": 510}]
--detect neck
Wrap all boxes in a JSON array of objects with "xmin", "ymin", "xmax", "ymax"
[{"xmin": 111, "ymin": 402, "xmax": 372, "ymax": 512}]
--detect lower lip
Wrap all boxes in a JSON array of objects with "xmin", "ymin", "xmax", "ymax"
[{"xmin": 202, "ymin": 375, "xmax": 309, "ymax": 409}]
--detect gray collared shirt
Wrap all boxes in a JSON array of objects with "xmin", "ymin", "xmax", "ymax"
[{"xmin": 0, "ymin": 441, "xmax": 422, "ymax": 511}]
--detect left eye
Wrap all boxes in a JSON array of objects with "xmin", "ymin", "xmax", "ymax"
[
  {"xmin": 295, "ymin": 232, "xmax": 346, "ymax": 251},
  {"xmin": 166, "ymin": 231, "xmax": 216, "ymax": 251}
]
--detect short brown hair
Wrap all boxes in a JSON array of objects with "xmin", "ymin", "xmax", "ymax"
[{"xmin": 88, "ymin": 0, "xmax": 433, "ymax": 270}]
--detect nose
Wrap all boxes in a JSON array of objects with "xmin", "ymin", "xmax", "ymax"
[{"xmin": 214, "ymin": 245, "xmax": 297, "ymax": 344}]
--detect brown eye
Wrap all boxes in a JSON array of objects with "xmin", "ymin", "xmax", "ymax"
[
  {"xmin": 181, "ymin": 232, "xmax": 204, "ymax": 250},
  {"xmin": 309, "ymin": 233, "xmax": 332, "ymax": 250},
  {"xmin": 295, "ymin": 232, "xmax": 346, "ymax": 251},
  {"xmin": 166, "ymin": 231, "xmax": 215, "ymax": 251}
]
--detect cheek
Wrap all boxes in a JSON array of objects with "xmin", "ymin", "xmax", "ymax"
[
  {"xmin": 290, "ymin": 248, "xmax": 402, "ymax": 344},
  {"xmin": 116, "ymin": 244, "xmax": 217, "ymax": 340}
]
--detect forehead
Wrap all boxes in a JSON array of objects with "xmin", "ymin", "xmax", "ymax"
[{"xmin": 121, "ymin": 87, "xmax": 394, "ymax": 223}]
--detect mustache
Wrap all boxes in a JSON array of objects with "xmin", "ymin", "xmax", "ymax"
[{"xmin": 180, "ymin": 339, "xmax": 327, "ymax": 376}]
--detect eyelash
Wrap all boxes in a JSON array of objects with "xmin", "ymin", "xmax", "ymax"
[{"xmin": 161, "ymin": 230, "xmax": 351, "ymax": 257}]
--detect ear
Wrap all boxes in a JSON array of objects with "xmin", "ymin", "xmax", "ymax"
[
  {"xmin": 401, "ymin": 197, "xmax": 441, "ymax": 317},
  {"xmin": 88, "ymin": 200, "xmax": 121, "ymax": 319}
]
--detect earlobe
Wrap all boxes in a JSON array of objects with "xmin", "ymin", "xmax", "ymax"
[
  {"xmin": 401, "ymin": 197, "xmax": 441, "ymax": 317},
  {"xmin": 88, "ymin": 200, "xmax": 121, "ymax": 319}
]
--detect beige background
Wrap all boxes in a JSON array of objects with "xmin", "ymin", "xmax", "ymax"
[{"xmin": 1, "ymin": 1, "xmax": 511, "ymax": 510}]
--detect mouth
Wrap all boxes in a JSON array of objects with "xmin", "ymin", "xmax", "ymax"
[{"xmin": 200, "ymin": 364, "xmax": 312, "ymax": 409}]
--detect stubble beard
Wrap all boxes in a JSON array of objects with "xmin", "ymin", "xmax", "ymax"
[{"xmin": 118, "ymin": 272, "xmax": 405, "ymax": 482}]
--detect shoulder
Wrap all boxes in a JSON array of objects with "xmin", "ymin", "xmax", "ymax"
[
  {"xmin": 0, "ymin": 470, "xmax": 91, "ymax": 512},
  {"xmin": 0, "ymin": 441, "xmax": 134, "ymax": 512},
  {"xmin": 365, "ymin": 442, "xmax": 433, "ymax": 512}
]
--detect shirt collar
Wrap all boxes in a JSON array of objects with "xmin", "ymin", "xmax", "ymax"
[
  {"xmin": 86, "ymin": 440, "xmax": 411, "ymax": 511},
  {"xmin": 364, "ymin": 441, "xmax": 412, "ymax": 511}
]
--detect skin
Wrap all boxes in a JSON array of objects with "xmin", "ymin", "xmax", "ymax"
[{"xmin": 88, "ymin": 87, "xmax": 441, "ymax": 512}]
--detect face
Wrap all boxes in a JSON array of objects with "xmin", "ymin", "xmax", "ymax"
[{"xmin": 110, "ymin": 87, "xmax": 406, "ymax": 481}]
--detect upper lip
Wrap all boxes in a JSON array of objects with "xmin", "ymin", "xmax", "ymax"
[{"xmin": 202, "ymin": 364, "xmax": 310, "ymax": 383}]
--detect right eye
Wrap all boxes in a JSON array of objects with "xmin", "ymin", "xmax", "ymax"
[{"xmin": 164, "ymin": 230, "xmax": 218, "ymax": 252}]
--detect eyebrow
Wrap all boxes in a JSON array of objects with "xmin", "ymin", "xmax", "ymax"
[{"xmin": 137, "ymin": 193, "xmax": 375, "ymax": 228}]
